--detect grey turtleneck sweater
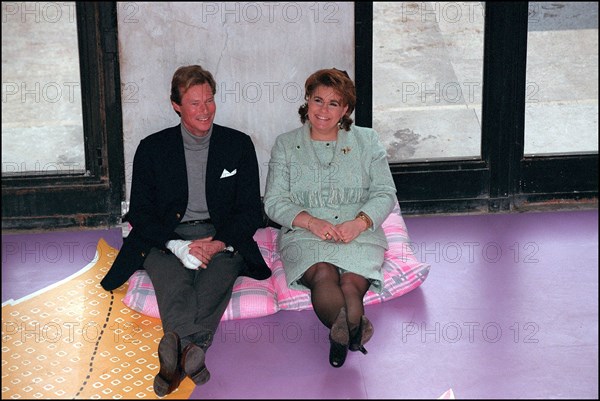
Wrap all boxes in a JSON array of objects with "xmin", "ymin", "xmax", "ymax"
[{"xmin": 181, "ymin": 124, "xmax": 212, "ymax": 222}]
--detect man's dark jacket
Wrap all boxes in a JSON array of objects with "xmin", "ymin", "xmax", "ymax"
[{"xmin": 101, "ymin": 124, "xmax": 271, "ymax": 291}]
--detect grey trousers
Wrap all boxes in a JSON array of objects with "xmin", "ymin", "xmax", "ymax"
[{"xmin": 143, "ymin": 223, "xmax": 244, "ymax": 350}]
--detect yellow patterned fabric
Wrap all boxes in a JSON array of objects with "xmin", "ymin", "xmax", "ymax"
[{"xmin": 1, "ymin": 238, "xmax": 194, "ymax": 399}]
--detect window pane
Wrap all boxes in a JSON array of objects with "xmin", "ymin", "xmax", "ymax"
[
  {"xmin": 524, "ymin": 2, "xmax": 598, "ymax": 156},
  {"xmin": 373, "ymin": 2, "xmax": 484, "ymax": 162},
  {"xmin": 1, "ymin": 2, "xmax": 85, "ymax": 175}
]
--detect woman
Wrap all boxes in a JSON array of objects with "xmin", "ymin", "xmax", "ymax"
[{"xmin": 264, "ymin": 68, "xmax": 397, "ymax": 367}]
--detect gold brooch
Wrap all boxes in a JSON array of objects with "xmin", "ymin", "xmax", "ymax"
[{"xmin": 341, "ymin": 146, "xmax": 351, "ymax": 154}]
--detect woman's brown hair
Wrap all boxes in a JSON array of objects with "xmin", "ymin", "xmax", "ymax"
[{"xmin": 298, "ymin": 68, "xmax": 356, "ymax": 131}]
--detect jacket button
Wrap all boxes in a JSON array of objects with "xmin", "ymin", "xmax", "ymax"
[
  {"xmin": 141, "ymin": 252, "xmax": 146, "ymax": 257},
  {"xmin": 176, "ymin": 213, "xmax": 181, "ymax": 219}
]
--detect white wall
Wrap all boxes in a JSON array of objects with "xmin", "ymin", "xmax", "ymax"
[{"xmin": 117, "ymin": 2, "xmax": 354, "ymax": 198}]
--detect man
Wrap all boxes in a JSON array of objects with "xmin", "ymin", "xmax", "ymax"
[{"xmin": 101, "ymin": 65, "xmax": 271, "ymax": 396}]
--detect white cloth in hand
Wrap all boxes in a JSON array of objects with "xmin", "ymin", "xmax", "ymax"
[{"xmin": 166, "ymin": 240, "xmax": 202, "ymax": 270}]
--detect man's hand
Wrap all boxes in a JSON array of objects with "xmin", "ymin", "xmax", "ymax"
[
  {"xmin": 188, "ymin": 237, "xmax": 226, "ymax": 266},
  {"xmin": 165, "ymin": 240, "xmax": 203, "ymax": 270}
]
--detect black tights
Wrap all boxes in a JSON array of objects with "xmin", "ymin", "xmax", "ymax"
[{"xmin": 300, "ymin": 262, "xmax": 370, "ymax": 336}]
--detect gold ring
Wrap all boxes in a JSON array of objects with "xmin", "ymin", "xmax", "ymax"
[{"xmin": 325, "ymin": 232, "xmax": 331, "ymax": 239}]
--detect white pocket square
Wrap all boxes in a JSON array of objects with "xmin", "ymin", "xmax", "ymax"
[{"xmin": 220, "ymin": 169, "xmax": 237, "ymax": 178}]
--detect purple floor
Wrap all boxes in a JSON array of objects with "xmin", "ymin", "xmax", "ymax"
[
  {"xmin": 1, "ymin": 227, "xmax": 123, "ymax": 303},
  {"xmin": 2, "ymin": 210, "xmax": 598, "ymax": 399}
]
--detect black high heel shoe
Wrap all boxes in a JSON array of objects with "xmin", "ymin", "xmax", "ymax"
[
  {"xmin": 349, "ymin": 315, "xmax": 374, "ymax": 355},
  {"xmin": 329, "ymin": 307, "xmax": 349, "ymax": 368}
]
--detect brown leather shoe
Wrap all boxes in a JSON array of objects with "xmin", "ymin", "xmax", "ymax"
[
  {"xmin": 153, "ymin": 331, "xmax": 184, "ymax": 397},
  {"xmin": 182, "ymin": 343, "xmax": 211, "ymax": 385}
]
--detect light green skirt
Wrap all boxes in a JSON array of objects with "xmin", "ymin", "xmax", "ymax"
[{"xmin": 280, "ymin": 238, "xmax": 386, "ymax": 294}]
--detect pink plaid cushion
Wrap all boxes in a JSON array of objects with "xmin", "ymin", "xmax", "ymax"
[
  {"xmin": 364, "ymin": 202, "xmax": 430, "ymax": 305},
  {"xmin": 122, "ymin": 203, "xmax": 430, "ymax": 320},
  {"xmin": 122, "ymin": 228, "xmax": 279, "ymax": 320},
  {"xmin": 122, "ymin": 269, "xmax": 161, "ymax": 318}
]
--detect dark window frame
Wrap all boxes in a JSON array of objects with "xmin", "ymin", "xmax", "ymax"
[
  {"xmin": 1, "ymin": 3, "xmax": 125, "ymax": 230},
  {"xmin": 355, "ymin": 2, "xmax": 597, "ymax": 215},
  {"xmin": 2, "ymin": 3, "xmax": 595, "ymax": 229}
]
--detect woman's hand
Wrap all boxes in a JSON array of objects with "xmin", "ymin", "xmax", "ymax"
[
  {"xmin": 335, "ymin": 217, "xmax": 369, "ymax": 243},
  {"xmin": 307, "ymin": 216, "xmax": 343, "ymax": 242}
]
